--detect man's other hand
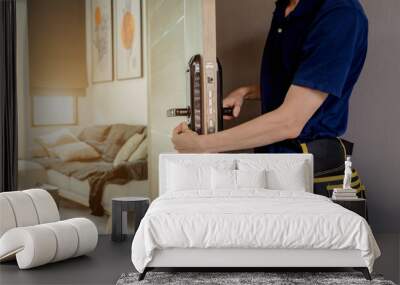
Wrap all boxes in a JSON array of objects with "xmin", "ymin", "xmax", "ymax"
[{"xmin": 171, "ymin": 122, "xmax": 205, "ymax": 153}]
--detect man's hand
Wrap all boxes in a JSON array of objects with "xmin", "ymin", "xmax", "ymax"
[
  {"xmin": 171, "ymin": 122, "xmax": 205, "ymax": 153},
  {"xmin": 223, "ymin": 85, "xmax": 260, "ymax": 120},
  {"xmin": 223, "ymin": 88, "xmax": 246, "ymax": 120},
  {"xmin": 173, "ymin": 85, "xmax": 327, "ymax": 153}
]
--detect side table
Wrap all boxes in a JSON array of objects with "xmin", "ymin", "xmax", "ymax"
[
  {"xmin": 331, "ymin": 198, "xmax": 368, "ymax": 221},
  {"xmin": 38, "ymin": 183, "xmax": 60, "ymax": 208},
  {"xmin": 112, "ymin": 197, "xmax": 150, "ymax": 242}
]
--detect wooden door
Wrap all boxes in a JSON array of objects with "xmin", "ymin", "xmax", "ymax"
[{"xmin": 147, "ymin": 0, "xmax": 218, "ymax": 198}]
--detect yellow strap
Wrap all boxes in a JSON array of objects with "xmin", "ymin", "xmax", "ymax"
[
  {"xmin": 300, "ymin": 143, "xmax": 309, "ymax": 154},
  {"xmin": 326, "ymin": 179, "xmax": 361, "ymax": 191},
  {"xmin": 314, "ymin": 171, "xmax": 358, "ymax": 183}
]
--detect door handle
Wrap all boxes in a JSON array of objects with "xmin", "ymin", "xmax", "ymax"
[
  {"xmin": 222, "ymin": 107, "xmax": 234, "ymax": 117},
  {"xmin": 166, "ymin": 107, "xmax": 191, "ymax": 117},
  {"xmin": 167, "ymin": 107, "xmax": 232, "ymax": 118}
]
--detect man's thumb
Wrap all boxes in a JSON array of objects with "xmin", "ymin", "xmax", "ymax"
[
  {"xmin": 233, "ymin": 105, "xmax": 241, "ymax": 118},
  {"xmin": 180, "ymin": 122, "xmax": 190, "ymax": 131}
]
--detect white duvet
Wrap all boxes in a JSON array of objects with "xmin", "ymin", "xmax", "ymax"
[{"xmin": 131, "ymin": 190, "xmax": 380, "ymax": 273}]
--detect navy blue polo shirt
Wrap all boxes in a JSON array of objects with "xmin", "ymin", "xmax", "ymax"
[{"xmin": 258, "ymin": 0, "xmax": 368, "ymax": 153}]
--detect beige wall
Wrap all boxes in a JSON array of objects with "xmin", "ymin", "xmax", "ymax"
[
  {"xmin": 16, "ymin": 0, "xmax": 148, "ymax": 159},
  {"xmin": 85, "ymin": 0, "xmax": 148, "ymax": 126},
  {"xmin": 216, "ymin": 0, "xmax": 275, "ymax": 129}
]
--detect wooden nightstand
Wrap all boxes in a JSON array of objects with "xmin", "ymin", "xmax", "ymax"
[{"xmin": 331, "ymin": 198, "xmax": 368, "ymax": 220}]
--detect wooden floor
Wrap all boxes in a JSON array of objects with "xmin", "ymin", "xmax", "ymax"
[{"xmin": 0, "ymin": 235, "xmax": 134, "ymax": 285}]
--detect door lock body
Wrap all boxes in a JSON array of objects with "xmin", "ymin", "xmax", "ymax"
[{"xmin": 166, "ymin": 55, "xmax": 233, "ymax": 135}]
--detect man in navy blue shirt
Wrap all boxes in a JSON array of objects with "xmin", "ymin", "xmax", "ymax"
[{"xmin": 172, "ymin": 0, "xmax": 368, "ymax": 155}]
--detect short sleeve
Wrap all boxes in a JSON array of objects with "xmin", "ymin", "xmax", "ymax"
[{"xmin": 293, "ymin": 8, "xmax": 367, "ymax": 98}]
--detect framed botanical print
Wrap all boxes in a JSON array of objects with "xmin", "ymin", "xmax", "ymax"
[
  {"xmin": 91, "ymin": 0, "xmax": 113, "ymax": 83},
  {"xmin": 114, "ymin": 0, "xmax": 142, "ymax": 79}
]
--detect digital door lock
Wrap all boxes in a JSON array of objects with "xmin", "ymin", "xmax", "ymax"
[
  {"xmin": 166, "ymin": 55, "xmax": 233, "ymax": 135},
  {"xmin": 166, "ymin": 107, "xmax": 233, "ymax": 118}
]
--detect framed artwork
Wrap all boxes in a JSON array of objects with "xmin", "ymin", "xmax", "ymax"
[
  {"xmin": 32, "ymin": 96, "xmax": 77, "ymax": 127},
  {"xmin": 91, "ymin": 0, "xmax": 113, "ymax": 83},
  {"xmin": 114, "ymin": 0, "xmax": 142, "ymax": 80}
]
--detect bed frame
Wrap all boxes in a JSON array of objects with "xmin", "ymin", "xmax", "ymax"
[
  {"xmin": 138, "ymin": 154, "xmax": 371, "ymax": 281},
  {"xmin": 140, "ymin": 248, "xmax": 371, "ymax": 280}
]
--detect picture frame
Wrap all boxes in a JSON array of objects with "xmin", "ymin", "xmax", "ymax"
[
  {"xmin": 91, "ymin": 0, "xmax": 113, "ymax": 83},
  {"xmin": 31, "ymin": 95, "xmax": 78, "ymax": 127},
  {"xmin": 114, "ymin": 0, "xmax": 143, "ymax": 80}
]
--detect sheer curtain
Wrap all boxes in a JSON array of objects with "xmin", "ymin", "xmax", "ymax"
[{"xmin": 0, "ymin": 0, "xmax": 18, "ymax": 192}]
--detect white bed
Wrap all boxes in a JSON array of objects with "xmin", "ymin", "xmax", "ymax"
[{"xmin": 131, "ymin": 154, "xmax": 380, "ymax": 280}]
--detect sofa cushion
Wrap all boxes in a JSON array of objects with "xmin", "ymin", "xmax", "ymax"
[
  {"xmin": 114, "ymin": 133, "xmax": 145, "ymax": 167},
  {"xmin": 50, "ymin": 142, "xmax": 100, "ymax": 162},
  {"xmin": 128, "ymin": 138, "xmax": 147, "ymax": 162},
  {"xmin": 36, "ymin": 129, "xmax": 79, "ymax": 152},
  {"xmin": 102, "ymin": 124, "xmax": 145, "ymax": 162},
  {"xmin": 30, "ymin": 145, "xmax": 49, "ymax": 158},
  {"xmin": 78, "ymin": 125, "xmax": 110, "ymax": 143},
  {"xmin": 106, "ymin": 124, "xmax": 145, "ymax": 143}
]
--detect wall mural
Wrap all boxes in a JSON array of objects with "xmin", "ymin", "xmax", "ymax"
[
  {"xmin": 92, "ymin": 0, "xmax": 113, "ymax": 82},
  {"xmin": 114, "ymin": 0, "xmax": 142, "ymax": 79}
]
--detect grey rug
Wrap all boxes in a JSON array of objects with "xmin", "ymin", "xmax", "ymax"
[{"xmin": 116, "ymin": 272, "xmax": 396, "ymax": 285}]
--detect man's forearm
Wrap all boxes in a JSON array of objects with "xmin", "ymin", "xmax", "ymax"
[
  {"xmin": 200, "ymin": 108, "xmax": 298, "ymax": 153},
  {"xmin": 242, "ymin": 85, "xmax": 260, "ymax": 100},
  {"xmin": 199, "ymin": 85, "xmax": 328, "ymax": 153}
]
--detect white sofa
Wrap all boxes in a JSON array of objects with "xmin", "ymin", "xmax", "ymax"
[
  {"xmin": 0, "ymin": 189, "xmax": 98, "ymax": 269},
  {"xmin": 47, "ymin": 169, "xmax": 148, "ymax": 214},
  {"xmin": 17, "ymin": 161, "xmax": 148, "ymax": 215}
]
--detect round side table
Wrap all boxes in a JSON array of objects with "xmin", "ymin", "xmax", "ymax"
[{"xmin": 111, "ymin": 197, "xmax": 150, "ymax": 242}]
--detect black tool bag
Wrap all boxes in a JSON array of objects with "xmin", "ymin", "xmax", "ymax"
[{"xmin": 299, "ymin": 138, "xmax": 366, "ymax": 198}]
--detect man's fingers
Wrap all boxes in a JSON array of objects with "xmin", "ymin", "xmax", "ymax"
[
  {"xmin": 173, "ymin": 122, "xmax": 189, "ymax": 135},
  {"xmin": 173, "ymin": 124, "xmax": 182, "ymax": 135},
  {"xmin": 233, "ymin": 105, "xmax": 241, "ymax": 118},
  {"xmin": 180, "ymin": 122, "xmax": 190, "ymax": 132}
]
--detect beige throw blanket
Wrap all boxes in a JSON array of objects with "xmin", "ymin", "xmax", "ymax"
[{"xmin": 34, "ymin": 158, "xmax": 147, "ymax": 216}]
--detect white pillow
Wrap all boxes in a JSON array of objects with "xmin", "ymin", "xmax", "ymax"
[
  {"xmin": 50, "ymin": 142, "xmax": 100, "ymax": 162},
  {"xmin": 114, "ymin": 133, "xmax": 145, "ymax": 167},
  {"xmin": 236, "ymin": 169, "xmax": 267, "ymax": 189},
  {"xmin": 167, "ymin": 163, "xmax": 211, "ymax": 191},
  {"xmin": 211, "ymin": 169, "xmax": 267, "ymax": 190},
  {"xmin": 36, "ymin": 129, "xmax": 79, "ymax": 150},
  {"xmin": 128, "ymin": 138, "xmax": 147, "ymax": 162},
  {"xmin": 166, "ymin": 160, "xmax": 235, "ymax": 192},
  {"xmin": 238, "ymin": 159, "xmax": 309, "ymax": 192},
  {"xmin": 211, "ymin": 169, "xmax": 236, "ymax": 190},
  {"xmin": 266, "ymin": 167, "xmax": 307, "ymax": 191}
]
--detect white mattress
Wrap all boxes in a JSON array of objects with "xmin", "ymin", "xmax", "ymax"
[{"xmin": 131, "ymin": 190, "xmax": 380, "ymax": 273}]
